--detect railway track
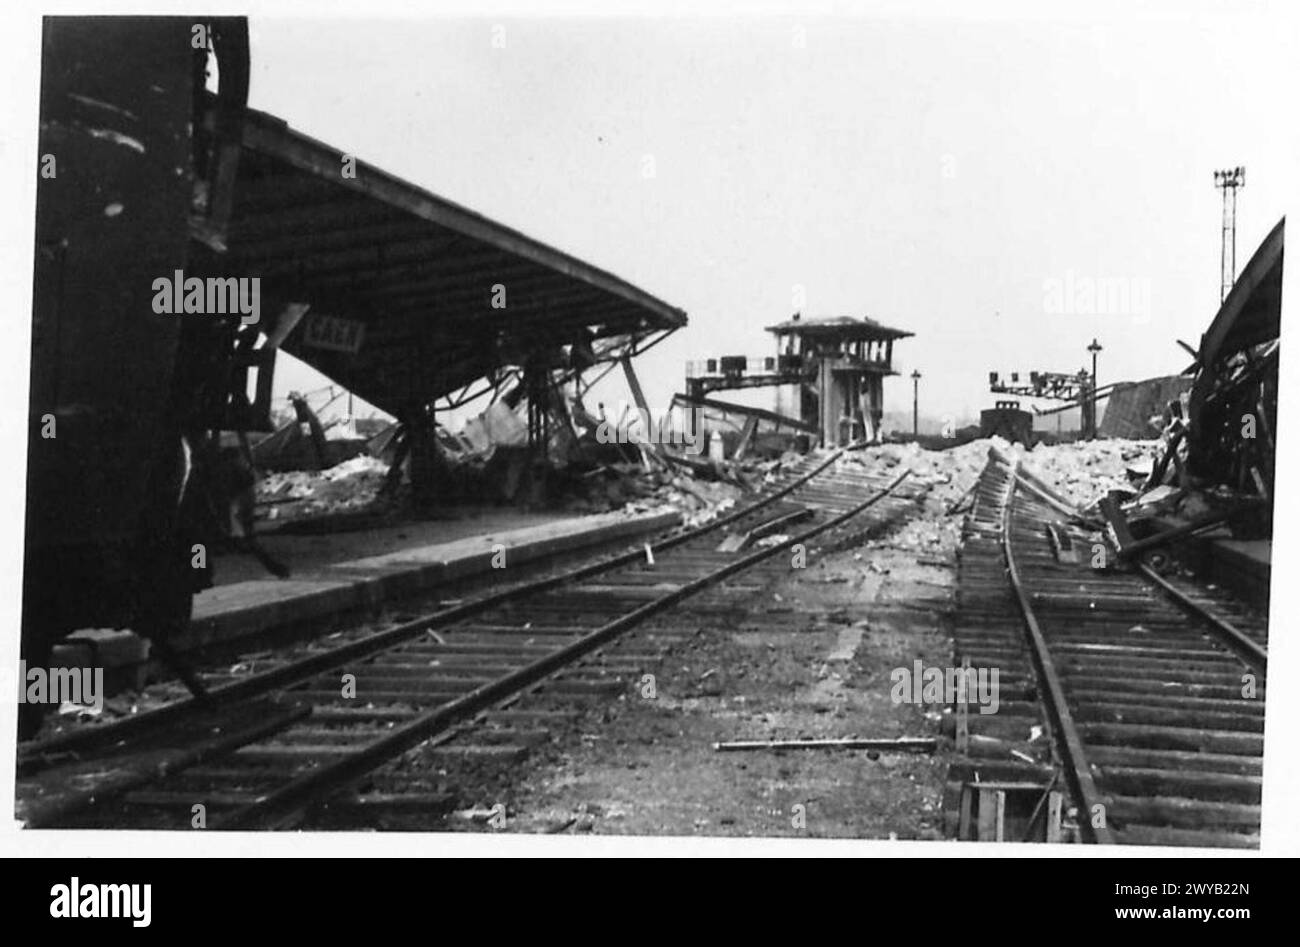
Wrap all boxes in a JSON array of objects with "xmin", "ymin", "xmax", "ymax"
[
  {"xmin": 952, "ymin": 449, "xmax": 1267, "ymax": 847},
  {"xmin": 18, "ymin": 449, "xmax": 926, "ymax": 830}
]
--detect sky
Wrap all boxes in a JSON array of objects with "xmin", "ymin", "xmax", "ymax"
[{"xmin": 245, "ymin": 7, "xmax": 1299, "ymax": 431}]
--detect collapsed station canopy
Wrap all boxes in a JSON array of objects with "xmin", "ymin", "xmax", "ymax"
[
  {"xmin": 215, "ymin": 106, "xmax": 687, "ymax": 419},
  {"xmin": 1184, "ymin": 216, "xmax": 1284, "ymax": 490},
  {"xmin": 1195, "ymin": 216, "xmax": 1284, "ymax": 372}
]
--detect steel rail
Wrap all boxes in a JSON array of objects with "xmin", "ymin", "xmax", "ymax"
[
  {"xmin": 21, "ymin": 450, "xmax": 857, "ymax": 766},
  {"xmin": 1003, "ymin": 455, "xmax": 1268, "ymax": 675},
  {"xmin": 988, "ymin": 445, "xmax": 1097, "ymax": 525},
  {"xmin": 214, "ymin": 468, "xmax": 912, "ymax": 830},
  {"xmin": 1134, "ymin": 563, "xmax": 1267, "ymax": 673},
  {"xmin": 1001, "ymin": 467, "xmax": 1116, "ymax": 845}
]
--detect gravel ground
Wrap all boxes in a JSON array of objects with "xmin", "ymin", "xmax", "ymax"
[
  {"xmin": 445, "ymin": 436, "xmax": 1162, "ymax": 839},
  {"xmin": 490, "ymin": 541, "xmax": 955, "ymax": 838}
]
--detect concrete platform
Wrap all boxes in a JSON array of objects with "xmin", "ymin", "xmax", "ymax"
[
  {"xmin": 210, "ymin": 508, "xmax": 601, "ymax": 587},
  {"xmin": 1204, "ymin": 538, "xmax": 1270, "ymax": 608},
  {"xmin": 1145, "ymin": 516, "xmax": 1271, "ymax": 609},
  {"xmin": 157, "ymin": 509, "xmax": 679, "ymax": 655}
]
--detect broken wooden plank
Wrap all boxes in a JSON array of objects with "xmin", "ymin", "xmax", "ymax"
[
  {"xmin": 1119, "ymin": 505, "xmax": 1258, "ymax": 560},
  {"xmin": 1099, "ymin": 494, "xmax": 1135, "ymax": 557}
]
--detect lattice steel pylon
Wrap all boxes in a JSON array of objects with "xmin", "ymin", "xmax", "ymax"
[{"xmin": 1214, "ymin": 167, "xmax": 1245, "ymax": 303}]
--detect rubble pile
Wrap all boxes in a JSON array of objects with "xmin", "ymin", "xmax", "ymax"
[
  {"xmin": 566, "ymin": 454, "xmax": 796, "ymax": 524},
  {"xmin": 1021, "ymin": 438, "xmax": 1161, "ymax": 508},
  {"xmin": 608, "ymin": 470, "xmax": 742, "ymax": 527},
  {"xmin": 840, "ymin": 439, "xmax": 1003, "ymax": 556},
  {"xmin": 257, "ymin": 454, "xmax": 391, "ymax": 521},
  {"xmin": 837, "ymin": 437, "xmax": 1162, "ymax": 559},
  {"xmin": 249, "ymin": 430, "xmax": 1173, "ymax": 546}
]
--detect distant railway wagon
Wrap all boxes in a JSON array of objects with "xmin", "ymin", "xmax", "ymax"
[{"xmin": 980, "ymin": 401, "xmax": 1033, "ymax": 445}]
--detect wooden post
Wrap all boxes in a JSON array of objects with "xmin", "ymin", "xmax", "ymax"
[
  {"xmin": 959, "ymin": 785, "xmax": 974, "ymax": 840},
  {"xmin": 1046, "ymin": 792, "xmax": 1064, "ymax": 843},
  {"xmin": 976, "ymin": 788, "xmax": 1006, "ymax": 842},
  {"xmin": 955, "ymin": 656, "xmax": 971, "ymax": 753}
]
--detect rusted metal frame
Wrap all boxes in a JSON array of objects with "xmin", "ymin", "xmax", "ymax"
[
  {"xmin": 214, "ymin": 468, "xmax": 912, "ymax": 830},
  {"xmin": 1002, "ymin": 471, "xmax": 1115, "ymax": 844},
  {"xmin": 576, "ymin": 359, "xmax": 618, "ymax": 397},
  {"xmin": 627, "ymin": 327, "xmax": 675, "ymax": 360},
  {"xmin": 1134, "ymin": 562, "xmax": 1267, "ymax": 673},
  {"xmin": 568, "ymin": 328, "xmax": 679, "ymax": 397},
  {"xmin": 241, "ymin": 109, "xmax": 687, "ymax": 328},
  {"xmin": 21, "ymin": 450, "xmax": 848, "ymax": 764},
  {"xmin": 435, "ymin": 377, "xmax": 499, "ymax": 412},
  {"xmin": 488, "ymin": 368, "xmax": 522, "ymax": 405},
  {"xmin": 568, "ymin": 329, "xmax": 675, "ymax": 397},
  {"xmin": 440, "ymin": 384, "xmax": 494, "ymax": 412}
]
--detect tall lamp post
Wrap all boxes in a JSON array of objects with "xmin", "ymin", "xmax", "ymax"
[
  {"xmin": 911, "ymin": 369, "xmax": 921, "ymax": 438},
  {"xmin": 1086, "ymin": 338, "xmax": 1103, "ymax": 440},
  {"xmin": 1214, "ymin": 167, "xmax": 1245, "ymax": 303}
]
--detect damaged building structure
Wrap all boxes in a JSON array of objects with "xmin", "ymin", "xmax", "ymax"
[
  {"xmin": 217, "ymin": 108, "xmax": 687, "ymax": 506},
  {"xmin": 681, "ymin": 314, "xmax": 914, "ymax": 455}
]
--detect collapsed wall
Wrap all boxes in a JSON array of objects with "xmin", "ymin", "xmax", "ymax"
[{"xmin": 1098, "ymin": 375, "xmax": 1193, "ymax": 439}]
